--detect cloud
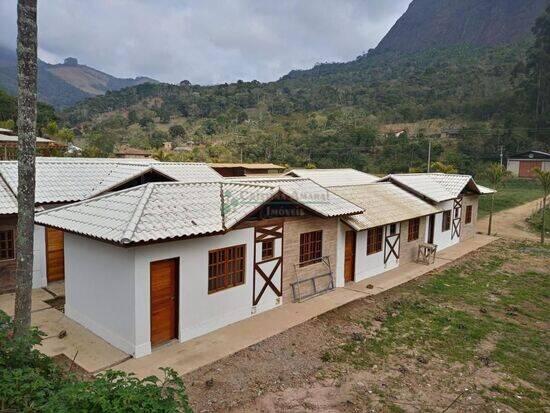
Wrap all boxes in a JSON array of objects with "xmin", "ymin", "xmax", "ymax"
[{"xmin": 0, "ymin": 0, "xmax": 411, "ymax": 84}]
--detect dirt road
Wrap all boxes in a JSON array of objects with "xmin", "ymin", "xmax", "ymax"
[{"xmin": 477, "ymin": 198, "xmax": 544, "ymax": 242}]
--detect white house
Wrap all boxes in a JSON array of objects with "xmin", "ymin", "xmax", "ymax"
[
  {"xmin": 35, "ymin": 179, "xmax": 362, "ymax": 357},
  {"xmin": 329, "ymin": 182, "xmax": 440, "ymax": 282},
  {"xmin": 380, "ymin": 173, "xmax": 493, "ymax": 251},
  {"xmin": 0, "ymin": 158, "xmax": 221, "ymax": 293}
]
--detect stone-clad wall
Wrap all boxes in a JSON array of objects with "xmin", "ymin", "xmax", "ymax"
[
  {"xmin": 399, "ymin": 216, "xmax": 428, "ymax": 264},
  {"xmin": 460, "ymin": 195, "xmax": 479, "ymax": 241},
  {"xmin": 282, "ymin": 215, "xmax": 339, "ymax": 302}
]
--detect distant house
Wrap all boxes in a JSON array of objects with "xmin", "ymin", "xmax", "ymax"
[
  {"xmin": 209, "ymin": 162, "xmax": 285, "ymax": 177},
  {"xmin": 285, "ymin": 168, "xmax": 379, "ymax": 187},
  {"xmin": 507, "ymin": 150, "xmax": 550, "ymax": 178},
  {"xmin": 0, "ymin": 133, "xmax": 66, "ymax": 160},
  {"xmin": 114, "ymin": 146, "xmax": 152, "ymax": 159},
  {"xmin": 440, "ymin": 128, "xmax": 461, "ymax": 139}
]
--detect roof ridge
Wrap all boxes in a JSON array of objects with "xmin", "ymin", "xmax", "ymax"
[{"xmin": 120, "ymin": 184, "xmax": 156, "ymax": 244}]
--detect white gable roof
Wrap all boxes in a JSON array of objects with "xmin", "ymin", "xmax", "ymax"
[
  {"xmin": 0, "ymin": 158, "xmax": 221, "ymax": 205},
  {"xmin": 382, "ymin": 173, "xmax": 484, "ymax": 203},
  {"xmin": 331, "ymin": 183, "xmax": 440, "ymax": 231},
  {"xmin": 228, "ymin": 177, "xmax": 364, "ymax": 218},
  {"xmin": 285, "ymin": 169, "xmax": 379, "ymax": 187},
  {"xmin": 0, "ymin": 175, "xmax": 17, "ymax": 215},
  {"xmin": 36, "ymin": 180, "xmax": 362, "ymax": 244}
]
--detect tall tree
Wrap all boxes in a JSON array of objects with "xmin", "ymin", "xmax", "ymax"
[
  {"xmin": 533, "ymin": 168, "xmax": 550, "ymax": 244},
  {"xmin": 14, "ymin": 0, "xmax": 38, "ymax": 337},
  {"xmin": 484, "ymin": 163, "xmax": 511, "ymax": 236}
]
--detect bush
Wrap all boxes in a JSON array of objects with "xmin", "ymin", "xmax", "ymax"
[{"xmin": 0, "ymin": 310, "xmax": 192, "ymax": 412}]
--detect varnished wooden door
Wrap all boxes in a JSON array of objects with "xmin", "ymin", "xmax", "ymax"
[
  {"xmin": 46, "ymin": 228, "xmax": 65, "ymax": 282},
  {"xmin": 344, "ymin": 231, "xmax": 356, "ymax": 283},
  {"xmin": 150, "ymin": 258, "xmax": 179, "ymax": 346}
]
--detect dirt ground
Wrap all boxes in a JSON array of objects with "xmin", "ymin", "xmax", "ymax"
[
  {"xmin": 477, "ymin": 198, "xmax": 544, "ymax": 242},
  {"xmin": 183, "ymin": 240, "xmax": 549, "ymax": 412}
]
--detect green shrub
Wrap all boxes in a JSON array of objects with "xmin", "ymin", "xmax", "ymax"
[{"xmin": 0, "ymin": 310, "xmax": 193, "ymax": 412}]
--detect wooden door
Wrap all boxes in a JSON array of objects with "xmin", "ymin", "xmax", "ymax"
[
  {"xmin": 344, "ymin": 231, "xmax": 356, "ymax": 283},
  {"xmin": 427, "ymin": 214, "xmax": 435, "ymax": 244},
  {"xmin": 519, "ymin": 161, "xmax": 542, "ymax": 178},
  {"xmin": 150, "ymin": 258, "xmax": 179, "ymax": 346},
  {"xmin": 46, "ymin": 228, "xmax": 65, "ymax": 282}
]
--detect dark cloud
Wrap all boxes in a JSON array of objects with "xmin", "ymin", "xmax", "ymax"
[{"xmin": 0, "ymin": 0, "xmax": 411, "ymax": 84}]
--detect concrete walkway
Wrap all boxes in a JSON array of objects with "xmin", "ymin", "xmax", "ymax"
[
  {"xmin": 477, "ymin": 198, "xmax": 544, "ymax": 242},
  {"xmin": 116, "ymin": 234, "xmax": 497, "ymax": 378},
  {"xmin": 0, "ymin": 285, "xmax": 130, "ymax": 373}
]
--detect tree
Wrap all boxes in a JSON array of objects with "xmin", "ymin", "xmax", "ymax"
[
  {"xmin": 430, "ymin": 161, "xmax": 458, "ymax": 174},
  {"xmin": 150, "ymin": 130, "xmax": 168, "ymax": 149},
  {"xmin": 14, "ymin": 0, "xmax": 37, "ymax": 337},
  {"xmin": 56, "ymin": 127, "xmax": 75, "ymax": 143},
  {"xmin": 533, "ymin": 168, "xmax": 550, "ymax": 244},
  {"xmin": 127, "ymin": 109, "xmax": 138, "ymax": 125},
  {"xmin": 484, "ymin": 163, "xmax": 511, "ymax": 236},
  {"xmin": 169, "ymin": 124, "xmax": 186, "ymax": 139},
  {"xmin": 44, "ymin": 120, "xmax": 57, "ymax": 136}
]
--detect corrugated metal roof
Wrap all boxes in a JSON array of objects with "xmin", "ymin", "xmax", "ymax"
[
  {"xmin": 382, "ymin": 173, "xmax": 482, "ymax": 203},
  {"xmin": 229, "ymin": 177, "xmax": 364, "ymax": 217},
  {"xmin": 331, "ymin": 183, "xmax": 440, "ymax": 231},
  {"xmin": 209, "ymin": 162, "xmax": 285, "ymax": 169},
  {"xmin": 476, "ymin": 184, "xmax": 497, "ymax": 194},
  {"xmin": 285, "ymin": 168, "xmax": 379, "ymax": 187},
  {"xmin": 0, "ymin": 133, "xmax": 58, "ymax": 143},
  {"xmin": 0, "ymin": 158, "xmax": 222, "ymax": 205},
  {"xmin": 0, "ymin": 175, "xmax": 17, "ymax": 215}
]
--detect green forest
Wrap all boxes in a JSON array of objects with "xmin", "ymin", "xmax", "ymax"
[{"xmin": 1, "ymin": 6, "xmax": 549, "ymax": 176}]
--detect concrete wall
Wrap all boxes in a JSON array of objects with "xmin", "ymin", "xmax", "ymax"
[
  {"xmin": 460, "ymin": 195, "xmax": 479, "ymax": 241},
  {"xmin": 281, "ymin": 216, "xmax": 339, "ymax": 302},
  {"xmin": 354, "ymin": 223, "xmax": 400, "ymax": 281},
  {"xmin": 64, "ymin": 234, "xmax": 137, "ymax": 355},
  {"xmin": 134, "ymin": 227, "xmax": 268, "ymax": 357}
]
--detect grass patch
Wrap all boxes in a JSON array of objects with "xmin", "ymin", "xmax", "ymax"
[
  {"xmin": 323, "ymin": 240, "xmax": 550, "ymax": 410},
  {"xmin": 477, "ymin": 178, "xmax": 542, "ymax": 218},
  {"xmin": 527, "ymin": 206, "xmax": 550, "ymax": 236}
]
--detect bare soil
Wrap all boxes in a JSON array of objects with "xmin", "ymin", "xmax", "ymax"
[{"xmin": 183, "ymin": 240, "xmax": 549, "ymax": 412}]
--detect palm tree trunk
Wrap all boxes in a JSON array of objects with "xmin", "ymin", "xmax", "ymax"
[
  {"xmin": 13, "ymin": 0, "xmax": 37, "ymax": 337},
  {"xmin": 487, "ymin": 193, "xmax": 495, "ymax": 236}
]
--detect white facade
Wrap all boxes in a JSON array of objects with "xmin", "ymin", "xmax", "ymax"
[
  {"xmin": 354, "ymin": 222, "xmax": 400, "ymax": 281},
  {"xmin": 63, "ymin": 227, "xmax": 283, "ymax": 358},
  {"xmin": 429, "ymin": 199, "xmax": 460, "ymax": 251},
  {"xmin": 32, "ymin": 224, "xmax": 47, "ymax": 289}
]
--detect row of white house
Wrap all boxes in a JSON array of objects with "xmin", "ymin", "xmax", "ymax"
[{"xmin": 0, "ymin": 159, "xmax": 494, "ymax": 358}]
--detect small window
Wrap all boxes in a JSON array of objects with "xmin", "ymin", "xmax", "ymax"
[
  {"xmin": 465, "ymin": 205, "xmax": 473, "ymax": 224},
  {"xmin": 261, "ymin": 239, "xmax": 274, "ymax": 260},
  {"xmin": 408, "ymin": 218, "xmax": 420, "ymax": 242},
  {"xmin": 389, "ymin": 223, "xmax": 397, "ymax": 235},
  {"xmin": 442, "ymin": 210, "xmax": 451, "ymax": 232},
  {"xmin": 299, "ymin": 230, "xmax": 322, "ymax": 266},
  {"xmin": 367, "ymin": 226, "xmax": 383, "ymax": 255},
  {"xmin": 208, "ymin": 245, "xmax": 246, "ymax": 294},
  {"xmin": 0, "ymin": 229, "xmax": 15, "ymax": 261}
]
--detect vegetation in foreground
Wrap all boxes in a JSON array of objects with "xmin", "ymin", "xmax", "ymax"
[{"xmin": 0, "ymin": 311, "xmax": 192, "ymax": 412}]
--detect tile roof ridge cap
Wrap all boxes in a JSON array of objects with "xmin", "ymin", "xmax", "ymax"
[{"xmin": 120, "ymin": 183, "xmax": 156, "ymax": 244}]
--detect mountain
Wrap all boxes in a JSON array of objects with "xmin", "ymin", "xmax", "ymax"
[
  {"xmin": 0, "ymin": 47, "xmax": 158, "ymax": 109},
  {"xmin": 375, "ymin": 0, "xmax": 548, "ymax": 54}
]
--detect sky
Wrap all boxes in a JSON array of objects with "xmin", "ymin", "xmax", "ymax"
[{"xmin": 0, "ymin": 0, "xmax": 411, "ymax": 85}]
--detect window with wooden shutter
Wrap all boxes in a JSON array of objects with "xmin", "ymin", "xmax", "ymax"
[
  {"xmin": 0, "ymin": 229, "xmax": 15, "ymax": 261},
  {"xmin": 442, "ymin": 210, "xmax": 451, "ymax": 232},
  {"xmin": 208, "ymin": 245, "xmax": 246, "ymax": 293},
  {"xmin": 367, "ymin": 226, "xmax": 383, "ymax": 255},
  {"xmin": 299, "ymin": 230, "xmax": 322, "ymax": 266},
  {"xmin": 408, "ymin": 218, "xmax": 420, "ymax": 242},
  {"xmin": 465, "ymin": 205, "xmax": 473, "ymax": 224}
]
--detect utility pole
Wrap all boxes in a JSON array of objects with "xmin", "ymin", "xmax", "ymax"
[
  {"xmin": 499, "ymin": 145, "xmax": 504, "ymax": 166},
  {"xmin": 427, "ymin": 140, "xmax": 431, "ymax": 173}
]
